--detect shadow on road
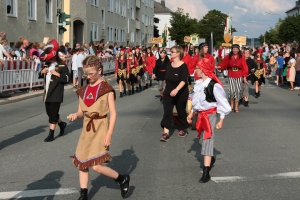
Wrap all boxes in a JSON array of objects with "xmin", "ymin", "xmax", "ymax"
[
  {"xmin": 89, "ymin": 147, "xmax": 139, "ymax": 199},
  {"xmin": 0, "ymin": 125, "xmax": 48, "ymax": 151},
  {"xmin": 187, "ymin": 137, "xmax": 221, "ymax": 171},
  {"xmin": 9, "ymin": 171, "xmax": 64, "ymax": 200}
]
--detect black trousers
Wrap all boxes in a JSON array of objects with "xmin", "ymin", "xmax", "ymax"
[
  {"xmin": 45, "ymin": 102, "xmax": 61, "ymax": 124},
  {"xmin": 161, "ymin": 93, "xmax": 189, "ymax": 130}
]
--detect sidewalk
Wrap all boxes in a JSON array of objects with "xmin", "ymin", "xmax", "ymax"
[{"xmin": 0, "ymin": 84, "xmax": 74, "ymax": 105}]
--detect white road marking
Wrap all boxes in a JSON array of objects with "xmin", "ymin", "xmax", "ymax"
[
  {"xmin": 211, "ymin": 176, "xmax": 246, "ymax": 183},
  {"xmin": 0, "ymin": 188, "xmax": 78, "ymax": 199},
  {"xmin": 268, "ymin": 172, "xmax": 300, "ymax": 178}
]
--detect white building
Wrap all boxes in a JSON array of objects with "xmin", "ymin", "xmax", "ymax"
[
  {"xmin": 154, "ymin": 0, "xmax": 175, "ymax": 48},
  {"xmin": 286, "ymin": 1, "xmax": 300, "ymax": 17}
]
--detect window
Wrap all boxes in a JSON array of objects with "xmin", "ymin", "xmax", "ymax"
[
  {"xmin": 101, "ymin": 8, "xmax": 105, "ymax": 29},
  {"xmin": 107, "ymin": 27, "xmax": 114, "ymax": 42},
  {"xmin": 108, "ymin": 0, "xmax": 114, "ymax": 12},
  {"xmin": 127, "ymin": 0, "xmax": 130, "ymax": 9},
  {"xmin": 91, "ymin": 0, "xmax": 99, "ymax": 7},
  {"xmin": 141, "ymin": 33, "xmax": 145, "ymax": 44},
  {"xmin": 121, "ymin": 2, "xmax": 126, "ymax": 17},
  {"xmin": 115, "ymin": 0, "xmax": 119, "ymax": 14},
  {"xmin": 6, "ymin": 0, "xmax": 17, "ymax": 17},
  {"xmin": 150, "ymin": 0, "xmax": 154, "ymax": 8},
  {"xmin": 145, "ymin": 15, "xmax": 148, "ymax": 26},
  {"xmin": 121, "ymin": 29, "xmax": 126, "ymax": 42},
  {"xmin": 142, "ymin": 0, "xmax": 144, "ymax": 3},
  {"xmin": 142, "ymin": 13, "xmax": 144, "ymax": 23},
  {"xmin": 46, "ymin": 0, "xmax": 53, "ymax": 23},
  {"xmin": 28, "ymin": 0, "xmax": 37, "ymax": 20},
  {"xmin": 130, "ymin": 31, "xmax": 135, "ymax": 43},
  {"xmin": 90, "ymin": 22, "xmax": 99, "ymax": 41},
  {"xmin": 135, "ymin": 30, "xmax": 139, "ymax": 43},
  {"xmin": 145, "ymin": 0, "xmax": 148, "ymax": 7},
  {"xmin": 131, "ymin": 7, "xmax": 135, "ymax": 20}
]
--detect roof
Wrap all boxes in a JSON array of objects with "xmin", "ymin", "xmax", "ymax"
[
  {"xmin": 285, "ymin": 1, "xmax": 300, "ymax": 13},
  {"xmin": 154, "ymin": 1, "xmax": 173, "ymax": 14}
]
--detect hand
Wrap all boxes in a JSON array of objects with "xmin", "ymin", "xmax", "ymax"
[
  {"xmin": 243, "ymin": 77, "xmax": 247, "ymax": 83},
  {"xmin": 127, "ymin": 74, "xmax": 129, "ymax": 79},
  {"xmin": 103, "ymin": 134, "xmax": 112, "ymax": 148},
  {"xmin": 41, "ymin": 68, "xmax": 48, "ymax": 74},
  {"xmin": 187, "ymin": 113, "xmax": 193, "ymax": 124},
  {"xmin": 0, "ymin": 59, "xmax": 4, "ymax": 66},
  {"xmin": 216, "ymin": 66, "xmax": 221, "ymax": 69},
  {"xmin": 263, "ymin": 74, "xmax": 266, "ymax": 78},
  {"xmin": 152, "ymin": 74, "xmax": 156, "ymax": 80},
  {"xmin": 170, "ymin": 89, "xmax": 178, "ymax": 97},
  {"xmin": 215, "ymin": 121, "xmax": 223, "ymax": 130},
  {"xmin": 114, "ymin": 74, "xmax": 117, "ymax": 79},
  {"xmin": 67, "ymin": 113, "xmax": 77, "ymax": 122}
]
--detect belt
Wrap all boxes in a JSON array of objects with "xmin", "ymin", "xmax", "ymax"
[
  {"xmin": 196, "ymin": 107, "xmax": 217, "ymax": 139},
  {"xmin": 159, "ymin": 69, "xmax": 166, "ymax": 72},
  {"xmin": 85, "ymin": 113, "xmax": 107, "ymax": 133},
  {"xmin": 229, "ymin": 67, "xmax": 239, "ymax": 71}
]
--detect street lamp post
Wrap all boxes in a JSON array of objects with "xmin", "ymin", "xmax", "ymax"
[{"xmin": 251, "ymin": 21, "xmax": 266, "ymax": 44}]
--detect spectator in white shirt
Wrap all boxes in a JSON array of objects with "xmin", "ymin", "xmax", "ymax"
[
  {"xmin": 77, "ymin": 48, "xmax": 85, "ymax": 88},
  {"xmin": 72, "ymin": 48, "xmax": 79, "ymax": 88}
]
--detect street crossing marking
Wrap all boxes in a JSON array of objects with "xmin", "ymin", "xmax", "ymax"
[
  {"xmin": 211, "ymin": 171, "xmax": 300, "ymax": 183},
  {"xmin": 0, "ymin": 188, "xmax": 78, "ymax": 199}
]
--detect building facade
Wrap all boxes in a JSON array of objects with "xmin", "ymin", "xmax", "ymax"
[
  {"xmin": 0, "ymin": 0, "xmax": 154, "ymax": 48},
  {"xmin": 286, "ymin": 1, "xmax": 300, "ymax": 17},
  {"xmin": 0, "ymin": 0, "xmax": 58, "ymax": 46},
  {"xmin": 64, "ymin": 0, "xmax": 154, "ymax": 48},
  {"xmin": 154, "ymin": 0, "xmax": 175, "ymax": 48}
]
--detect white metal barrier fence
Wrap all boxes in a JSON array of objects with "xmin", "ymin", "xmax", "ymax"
[{"xmin": 0, "ymin": 56, "xmax": 116, "ymax": 93}]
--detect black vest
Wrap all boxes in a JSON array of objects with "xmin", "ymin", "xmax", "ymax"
[{"xmin": 204, "ymin": 79, "xmax": 217, "ymax": 102}]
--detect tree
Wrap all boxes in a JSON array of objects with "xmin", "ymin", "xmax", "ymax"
[
  {"xmin": 278, "ymin": 15, "xmax": 300, "ymax": 43},
  {"xmin": 169, "ymin": 8, "xmax": 199, "ymax": 45},
  {"xmin": 198, "ymin": 10, "xmax": 235, "ymax": 47},
  {"xmin": 153, "ymin": 25, "xmax": 159, "ymax": 38}
]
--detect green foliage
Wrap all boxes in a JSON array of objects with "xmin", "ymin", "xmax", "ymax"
[
  {"xmin": 198, "ymin": 10, "xmax": 230, "ymax": 45},
  {"xmin": 169, "ymin": 8, "xmax": 200, "ymax": 45},
  {"xmin": 278, "ymin": 15, "xmax": 300, "ymax": 43}
]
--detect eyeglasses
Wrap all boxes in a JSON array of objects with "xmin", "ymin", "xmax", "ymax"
[{"xmin": 171, "ymin": 51, "xmax": 178, "ymax": 54}]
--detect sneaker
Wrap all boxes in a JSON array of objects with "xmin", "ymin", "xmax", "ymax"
[
  {"xmin": 160, "ymin": 133, "xmax": 169, "ymax": 142},
  {"xmin": 178, "ymin": 129, "xmax": 188, "ymax": 138},
  {"xmin": 294, "ymin": 86, "xmax": 300, "ymax": 90},
  {"xmin": 117, "ymin": 175, "xmax": 130, "ymax": 198}
]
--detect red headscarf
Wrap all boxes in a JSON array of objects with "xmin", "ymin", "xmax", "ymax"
[
  {"xmin": 39, "ymin": 39, "xmax": 59, "ymax": 61},
  {"xmin": 196, "ymin": 58, "xmax": 223, "ymax": 88},
  {"xmin": 257, "ymin": 49, "xmax": 263, "ymax": 54},
  {"xmin": 127, "ymin": 48, "xmax": 132, "ymax": 53}
]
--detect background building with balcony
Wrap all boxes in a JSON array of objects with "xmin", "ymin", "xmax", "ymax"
[
  {"xmin": 286, "ymin": 1, "xmax": 300, "ymax": 17},
  {"xmin": 154, "ymin": 0, "xmax": 175, "ymax": 48}
]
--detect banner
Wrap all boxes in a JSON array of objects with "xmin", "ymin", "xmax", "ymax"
[{"xmin": 233, "ymin": 36, "xmax": 247, "ymax": 46}]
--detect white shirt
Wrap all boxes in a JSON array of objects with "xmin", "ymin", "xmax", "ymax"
[
  {"xmin": 0, "ymin": 44, "xmax": 6, "ymax": 60},
  {"xmin": 77, "ymin": 53, "xmax": 85, "ymax": 68},
  {"xmin": 192, "ymin": 78, "xmax": 231, "ymax": 119},
  {"xmin": 72, "ymin": 54, "xmax": 78, "ymax": 70},
  {"xmin": 46, "ymin": 62, "xmax": 57, "ymax": 93},
  {"xmin": 222, "ymin": 48, "xmax": 231, "ymax": 58}
]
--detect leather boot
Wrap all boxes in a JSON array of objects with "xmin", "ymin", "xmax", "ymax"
[
  {"xmin": 58, "ymin": 121, "xmax": 67, "ymax": 136},
  {"xmin": 131, "ymin": 89, "xmax": 134, "ymax": 95},
  {"xmin": 199, "ymin": 166, "xmax": 211, "ymax": 183},
  {"xmin": 238, "ymin": 98, "xmax": 243, "ymax": 105},
  {"xmin": 128, "ymin": 90, "xmax": 132, "ymax": 96},
  {"xmin": 123, "ymin": 89, "xmax": 127, "ymax": 96},
  {"xmin": 78, "ymin": 188, "xmax": 88, "ymax": 200},
  {"xmin": 119, "ymin": 92, "xmax": 123, "ymax": 98},
  {"xmin": 244, "ymin": 101, "xmax": 249, "ymax": 107},
  {"xmin": 44, "ymin": 129, "xmax": 55, "ymax": 142},
  {"xmin": 139, "ymin": 85, "xmax": 142, "ymax": 92},
  {"xmin": 149, "ymin": 80, "xmax": 152, "ymax": 87},
  {"xmin": 255, "ymin": 92, "xmax": 258, "ymax": 98},
  {"xmin": 257, "ymin": 91, "xmax": 260, "ymax": 97},
  {"xmin": 136, "ymin": 86, "xmax": 139, "ymax": 93}
]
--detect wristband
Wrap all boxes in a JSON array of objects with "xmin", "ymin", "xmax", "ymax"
[{"xmin": 175, "ymin": 88, "xmax": 179, "ymax": 91}]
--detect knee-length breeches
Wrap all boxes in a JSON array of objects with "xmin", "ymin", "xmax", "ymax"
[
  {"xmin": 199, "ymin": 113, "xmax": 216, "ymax": 157},
  {"xmin": 228, "ymin": 77, "xmax": 243, "ymax": 100}
]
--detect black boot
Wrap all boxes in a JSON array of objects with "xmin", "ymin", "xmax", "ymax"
[
  {"xmin": 131, "ymin": 89, "xmax": 134, "ymax": 95},
  {"xmin": 244, "ymin": 101, "xmax": 249, "ymax": 107},
  {"xmin": 123, "ymin": 89, "xmax": 127, "ymax": 96},
  {"xmin": 136, "ymin": 86, "xmax": 139, "ymax": 93},
  {"xmin": 238, "ymin": 98, "xmax": 243, "ymax": 105},
  {"xmin": 78, "ymin": 188, "xmax": 88, "ymax": 200},
  {"xmin": 44, "ymin": 129, "xmax": 55, "ymax": 142},
  {"xmin": 115, "ymin": 174, "xmax": 130, "ymax": 198},
  {"xmin": 257, "ymin": 91, "xmax": 260, "ymax": 97},
  {"xmin": 149, "ymin": 80, "xmax": 152, "ymax": 87},
  {"xmin": 145, "ymin": 83, "xmax": 149, "ymax": 89},
  {"xmin": 143, "ymin": 86, "xmax": 146, "ymax": 90},
  {"xmin": 255, "ymin": 92, "xmax": 258, "ymax": 98},
  {"xmin": 139, "ymin": 85, "xmax": 142, "ymax": 92},
  {"xmin": 199, "ymin": 166, "xmax": 211, "ymax": 183},
  {"xmin": 58, "ymin": 121, "xmax": 67, "ymax": 136},
  {"xmin": 119, "ymin": 92, "xmax": 123, "ymax": 98},
  {"xmin": 210, "ymin": 157, "xmax": 216, "ymax": 169},
  {"xmin": 128, "ymin": 90, "xmax": 132, "ymax": 96}
]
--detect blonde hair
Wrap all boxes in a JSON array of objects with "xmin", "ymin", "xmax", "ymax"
[
  {"xmin": 171, "ymin": 46, "xmax": 184, "ymax": 60},
  {"xmin": 0, "ymin": 39, "xmax": 8, "ymax": 45},
  {"xmin": 82, "ymin": 55, "xmax": 103, "ymax": 75}
]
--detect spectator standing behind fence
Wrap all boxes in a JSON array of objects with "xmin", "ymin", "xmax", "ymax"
[
  {"xmin": 77, "ymin": 48, "xmax": 85, "ymax": 88},
  {"xmin": 39, "ymin": 39, "xmax": 70, "ymax": 142},
  {"xmin": 72, "ymin": 48, "xmax": 79, "ymax": 88},
  {"xmin": 294, "ymin": 49, "xmax": 300, "ymax": 90}
]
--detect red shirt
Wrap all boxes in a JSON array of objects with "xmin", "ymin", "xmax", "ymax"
[
  {"xmin": 83, "ymin": 83, "xmax": 102, "ymax": 107},
  {"xmin": 182, "ymin": 53, "xmax": 194, "ymax": 74},
  {"xmin": 220, "ymin": 54, "xmax": 249, "ymax": 78},
  {"xmin": 146, "ymin": 55, "xmax": 156, "ymax": 75},
  {"xmin": 192, "ymin": 53, "xmax": 215, "ymax": 73}
]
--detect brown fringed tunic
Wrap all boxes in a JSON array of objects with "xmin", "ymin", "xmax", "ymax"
[{"xmin": 71, "ymin": 81, "xmax": 116, "ymax": 170}]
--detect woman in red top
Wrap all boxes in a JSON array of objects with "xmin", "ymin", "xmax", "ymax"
[
  {"xmin": 144, "ymin": 47, "xmax": 156, "ymax": 89},
  {"xmin": 219, "ymin": 44, "xmax": 248, "ymax": 113},
  {"xmin": 253, "ymin": 49, "xmax": 266, "ymax": 98}
]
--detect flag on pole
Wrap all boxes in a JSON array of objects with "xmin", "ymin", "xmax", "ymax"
[
  {"xmin": 162, "ymin": 26, "xmax": 167, "ymax": 47},
  {"xmin": 90, "ymin": 32, "xmax": 97, "ymax": 55},
  {"xmin": 208, "ymin": 32, "xmax": 213, "ymax": 55}
]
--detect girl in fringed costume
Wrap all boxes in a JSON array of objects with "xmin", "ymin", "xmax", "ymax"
[
  {"xmin": 127, "ymin": 49, "xmax": 137, "ymax": 95},
  {"xmin": 68, "ymin": 55, "xmax": 130, "ymax": 200},
  {"xmin": 253, "ymin": 49, "xmax": 266, "ymax": 98},
  {"xmin": 187, "ymin": 58, "xmax": 231, "ymax": 183},
  {"xmin": 134, "ymin": 47, "xmax": 143, "ymax": 92},
  {"xmin": 114, "ymin": 48, "xmax": 127, "ymax": 98}
]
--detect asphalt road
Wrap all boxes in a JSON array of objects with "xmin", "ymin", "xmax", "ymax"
[{"xmin": 0, "ymin": 77, "xmax": 300, "ymax": 200}]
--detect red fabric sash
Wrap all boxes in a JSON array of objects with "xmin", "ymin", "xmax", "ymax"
[{"xmin": 196, "ymin": 107, "xmax": 217, "ymax": 139}]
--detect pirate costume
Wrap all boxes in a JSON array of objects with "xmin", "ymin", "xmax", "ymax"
[
  {"xmin": 192, "ymin": 58, "xmax": 231, "ymax": 183},
  {"xmin": 253, "ymin": 50, "xmax": 266, "ymax": 98},
  {"xmin": 135, "ymin": 50, "xmax": 144, "ymax": 92},
  {"xmin": 115, "ymin": 53, "xmax": 128, "ymax": 97},
  {"xmin": 127, "ymin": 50, "xmax": 138, "ymax": 95}
]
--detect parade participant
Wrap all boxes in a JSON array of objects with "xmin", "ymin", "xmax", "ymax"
[
  {"xmin": 219, "ymin": 44, "xmax": 248, "ymax": 113},
  {"xmin": 141, "ymin": 49, "xmax": 149, "ymax": 90},
  {"xmin": 187, "ymin": 58, "xmax": 231, "ymax": 183},
  {"xmin": 134, "ymin": 47, "xmax": 143, "ymax": 92},
  {"xmin": 287, "ymin": 52, "xmax": 296, "ymax": 91},
  {"xmin": 217, "ymin": 46, "xmax": 223, "ymax": 65},
  {"xmin": 182, "ymin": 46, "xmax": 194, "ymax": 85},
  {"xmin": 152, "ymin": 50, "xmax": 170, "ymax": 102},
  {"xmin": 68, "ymin": 55, "xmax": 130, "ymax": 199},
  {"xmin": 253, "ymin": 49, "xmax": 266, "ymax": 98},
  {"xmin": 39, "ymin": 39, "xmax": 70, "ymax": 142},
  {"xmin": 146, "ymin": 47, "xmax": 156, "ymax": 87},
  {"xmin": 160, "ymin": 46, "xmax": 189, "ymax": 142},
  {"xmin": 242, "ymin": 49, "xmax": 256, "ymax": 107},
  {"xmin": 127, "ymin": 49, "xmax": 137, "ymax": 95},
  {"xmin": 114, "ymin": 48, "xmax": 127, "ymax": 98}
]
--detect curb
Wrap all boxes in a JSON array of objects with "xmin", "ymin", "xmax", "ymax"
[{"xmin": 0, "ymin": 85, "xmax": 74, "ymax": 106}]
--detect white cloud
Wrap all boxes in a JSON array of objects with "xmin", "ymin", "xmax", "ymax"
[
  {"xmin": 233, "ymin": 6, "xmax": 248, "ymax": 13},
  {"xmin": 237, "ymin": 0, "xmax": 293, "ymax": 14}
]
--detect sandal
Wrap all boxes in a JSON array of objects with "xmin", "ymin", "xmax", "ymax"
[
  {"xmin": 235, "ymin": 110, "xmax": 239, "ymax": 113},
  {"xmin": 289, "ymin": 88, "xmax": 294, "ymax": 91}
]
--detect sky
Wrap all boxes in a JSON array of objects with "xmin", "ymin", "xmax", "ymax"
[{"xmin": 155, "ymin": 0, "xmax": 295, "ymax": 38}]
